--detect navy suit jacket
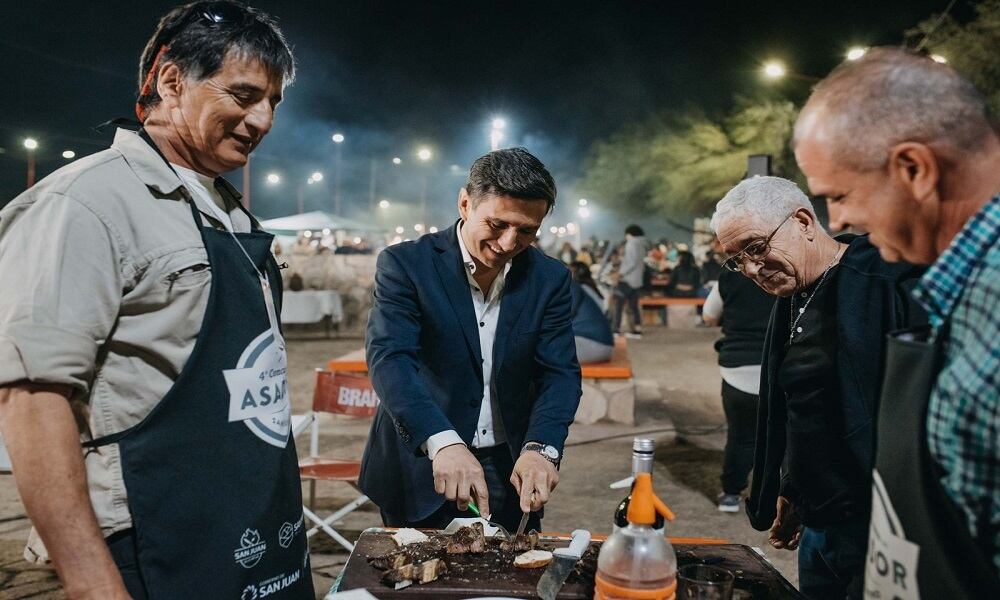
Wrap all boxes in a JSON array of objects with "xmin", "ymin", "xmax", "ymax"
[{"xmin": 359, "ymin": 222, "xmax": 582, "ymax": 521}]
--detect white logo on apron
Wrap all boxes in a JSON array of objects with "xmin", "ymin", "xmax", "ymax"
[
  {"xmin": 224, "ymin": 329, "xmax": 291, "ymax": 448},
  {"xmin": 865, "ymin": 469, "xmax": 921, "ymax": 599}
]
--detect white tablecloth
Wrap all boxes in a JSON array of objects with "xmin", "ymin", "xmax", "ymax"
[{"xmin": 281, "ymin": 290, "xmax": 343, "ymax": 324}]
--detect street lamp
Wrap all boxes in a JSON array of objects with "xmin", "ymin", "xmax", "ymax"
[
  {"xmin": 298, "ymin": 175, "xmax": 319, "ymax": 214},
  {"xmin": 414, "ymin": 223, "xmax": 425, "ymax": 233},
  {"xmin": 578, "ymin": 206, "xmax": 591, "ymax": 218},
  {"xmin": 490, "ymin": 117, "xmax": 506, "ymax": 151},
  {"xmin": 395, "ymin": 226, "xmax": 405, "ymax": 234},
  {"xmin": 429, "ymin": 226, "xmax": 438, "ymax": 234},
  {"xmin": 416, "ymin": 147, "xmax": 433, "ymax": 225},
  {"xmin": 331, "ymin": 133, "xmax": 345, "ymax": 214},
  {"xmin": 761, "ymin": 60, "xmax": 786, "ymax": 81},
  {"xmin": 310, "ymin": 171, "xmax": 324, "ymax": 182},
  {"xmin": 392, "ymin": 157, "xmax": 402, "ymax": 165},
  {"xmin": 379, "ymin": 199, "xmax": 390, "ymax": 209},
  {"xmin": 930, "ymin": 54, "xmax": 948, "ymax": 64},
  {"xmin": 62, "ymin": 150, "xmax": 75, "ymax": 159},
  {"xmin": 846, "ymin": 47, "xmax": 867, "ymax": 61},
  {"xmin": 23, "ymin": 138, "xmax": 38, "ymax": 188},
  {"xmin": 266, "ymin": 173, "xmax": 281, "ymax": 184},
  {"xmin": 578, "ymin": 198, "xmax": 588, "ymax": 206}
]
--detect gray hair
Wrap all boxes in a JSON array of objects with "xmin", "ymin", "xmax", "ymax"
[
  {"xmin": 710, "ymin": 176, "xmax": 815, "ymax": 235},
  {"xmin": 795, "ymin": 47, "xmax": 996, "ymax": 171}
]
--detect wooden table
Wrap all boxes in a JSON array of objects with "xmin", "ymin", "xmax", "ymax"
[{"xmin": 336, "ymin": 528, "xmax": 804, "ymax": 599}]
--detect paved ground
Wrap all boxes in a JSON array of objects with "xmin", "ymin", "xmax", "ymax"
[{"xmin": 0, "ymin": 321, "xmax": 799, "ymax": 598}]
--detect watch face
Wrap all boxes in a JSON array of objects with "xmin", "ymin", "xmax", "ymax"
[{"xmin": 543, "ymin": 446, "xmax": 559, "ymax": 459}]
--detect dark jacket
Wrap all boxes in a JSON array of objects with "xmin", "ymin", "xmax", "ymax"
[
  {"xmin": 360, "ymin": 222, "xmax": 582, "ymax": 521},
  {"xmin": 570, "ymin": 282, "xmax": 614, "ymax": 345},
  {"xmin": 746, "ymin": 234, "xmax": 925, "ymax": 530},
  {"xmin": 714, "ymin": 269, "xmax": 775, "ymax": 368}
]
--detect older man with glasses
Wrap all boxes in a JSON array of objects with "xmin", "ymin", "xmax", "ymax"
[{"xmin": 710, "ymin": 176, "xmax": 923, "ymax": 599}]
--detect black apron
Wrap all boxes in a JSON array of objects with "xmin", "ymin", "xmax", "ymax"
[
  {"xmin": 86, "ymin": 180, "xmax": 313, "ymax": 598},
  {"xmin": 865, "ymin": 325, "xmax": 1000, "ymax": 599}
]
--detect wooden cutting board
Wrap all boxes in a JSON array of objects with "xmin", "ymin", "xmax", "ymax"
[{"xmin": 337, "ymin": 529, "xmax": 804, "ymax": 598}]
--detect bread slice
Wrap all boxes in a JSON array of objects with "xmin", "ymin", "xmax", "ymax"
[
  {"xmin": 392, "ymin": 528, "xmax": 430, "ymax": 547},
  {"xmin": 514, "ymin": 549, "xmax": 553, "ymax": 569}
]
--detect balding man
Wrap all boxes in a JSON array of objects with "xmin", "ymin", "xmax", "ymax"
[
  {"xmin": 711, "ymin": 176, "xmax": 922, "ymax": 600},
  {"xmin": 795, "ymin": 47, "xmax": 1000, "ymax": 598}
]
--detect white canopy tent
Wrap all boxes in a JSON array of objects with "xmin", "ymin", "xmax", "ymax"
[{"xmin": 259, "ymin": 211, "xmax": 386, "ymax": 236}]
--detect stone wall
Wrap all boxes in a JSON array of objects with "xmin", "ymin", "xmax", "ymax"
[{"xmin": 281, "ymin": 253, "xmax": 377, "ymax": 333}]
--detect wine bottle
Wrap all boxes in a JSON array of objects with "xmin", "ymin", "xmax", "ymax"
[{"xmin": 612, "ymin": 438, "xmax": 665, "ymax": 534}]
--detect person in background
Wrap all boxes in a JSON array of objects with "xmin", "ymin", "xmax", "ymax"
[
  {"xmin": 613, "ymin": 224, "xmax": 647, "ymax": 338},
  {"xmin": 576, "ymin": 244, "xmax": 594, "ymax": 266},
  {"xmin": 666, "ymin": 250, "xmax": 701, "ymax": 297},
  {"xmin": 568, "ymin": 261, "xmax": 614, "ymax": 363},
  {"xmin": 712, "ymin": 176, "xmax": 923, "ymax": 600},
  {"xmin": 702, "ymin": 265, "xmax": 775, "ymax": 513},
  {"xmin": 558, "ymin": 241, "xmax": 577, "ymax": 264},
  {"xmin": 794, "ymin": 47, "xmax": 1000, "ymax": 596}
]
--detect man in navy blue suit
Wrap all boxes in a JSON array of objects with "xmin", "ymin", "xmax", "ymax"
[{"xmin": 359, "ymin": 148, "xmax": 582, "ymax": 533}]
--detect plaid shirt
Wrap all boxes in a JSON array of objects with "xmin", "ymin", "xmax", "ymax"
[{"xmin": 912, "ymin": 192, "xmax": 1000, "ymax": 573}]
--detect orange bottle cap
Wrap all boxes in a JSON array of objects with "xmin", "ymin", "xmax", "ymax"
[{"xmin": 626, "ymin": 473, "xmax": 675, "ymax": 525}]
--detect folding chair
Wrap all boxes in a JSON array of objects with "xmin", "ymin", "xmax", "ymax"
[{"xmin": 296, "ymin": 368, "xmax": 380, "ymax": 552}]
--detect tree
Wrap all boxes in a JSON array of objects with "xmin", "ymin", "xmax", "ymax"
[
  {"xmin": 580, "ymin": 98, "xmax": 801, "ymax": 217},
  {"xmin": 909, "ymin": 0, "xmax": 1000, "ymax": 115}
]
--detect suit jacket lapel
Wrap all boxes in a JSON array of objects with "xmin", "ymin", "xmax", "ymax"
[
  {"xmin": 494, "ymin": 252, "xmax": 530, "ymax": 372},
  {"xmin": 432, "ymin": 224, "xmax": 484, "ymax": 374}
]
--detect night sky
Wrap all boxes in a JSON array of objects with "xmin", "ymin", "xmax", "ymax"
[{"xmin": 0, "ymin": 0, "xmax": 963, "ymax": 235}]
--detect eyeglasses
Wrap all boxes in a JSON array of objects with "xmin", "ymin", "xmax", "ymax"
[{"xmin": 721, "ymin": 213, "xmax": 794, "ymax": 272}]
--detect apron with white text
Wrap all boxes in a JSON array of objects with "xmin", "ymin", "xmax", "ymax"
[
  {"xmin": 865, "ymin": 325, "xmax": 1000, "ymax": 599},
  {"xmin": 87, "ymin": 198, "xmax": 313, "ymax": 599}
]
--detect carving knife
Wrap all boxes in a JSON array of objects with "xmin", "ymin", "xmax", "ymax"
[{"xmin": 536, "ymin": 529, "xmax": 591, "ymax": 600}]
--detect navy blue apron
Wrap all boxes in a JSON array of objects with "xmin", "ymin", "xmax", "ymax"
[
  {"xmin": 87, "ymin": 176, "xmax": 313, "ymax": 598},
  {"xmin": 864, "ymin": 324, "xmax": 1000, "ymax": 599}
]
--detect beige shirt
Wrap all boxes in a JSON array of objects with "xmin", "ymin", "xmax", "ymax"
[{"xmin": 0, "ymin": 128, "xmax": 252, "ymax": 556}]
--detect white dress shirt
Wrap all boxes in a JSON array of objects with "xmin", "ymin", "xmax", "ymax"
[{"xmin": 423, "ymin": 223, "xmax": 511, "ymax": 459}]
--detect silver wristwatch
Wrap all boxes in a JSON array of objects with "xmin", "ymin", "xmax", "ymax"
[{"xmin": 522, "ymin": 441, "xmax": 560, "ymax": 466}]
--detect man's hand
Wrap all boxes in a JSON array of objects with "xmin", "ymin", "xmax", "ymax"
[
  {"xmin": 510, "ymin": 451, "xmax": 559, "ymax": 513},
  {"xmin": 768, "ymin": 496, "xmax": 802, "ymax": 550},
  {"xmin": 432, "ymin": 444, "xmax": 489, "ymax": 516}
]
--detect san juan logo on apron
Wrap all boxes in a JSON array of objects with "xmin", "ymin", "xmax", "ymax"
[
  {"xmin": 224, "ymin": 329, "xmax": 291, "ymax": 448},
  {"xmin": 234, "ymin": 528, "xmax": 268, "ymax": 569}
]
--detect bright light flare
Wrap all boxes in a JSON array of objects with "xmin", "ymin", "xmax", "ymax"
[
  {"xmin": 762, "ymin": 60, "xmax": 786, "ymax": 80},
  {"xmin": 429, "ymin": 226, "xmax": 438, "ymax": 233},
  {"xmin": 266, "ymin": 173, "xmax": 281, "ymax": 184},
  {"xmin": 414, "ymin": 223, "xmax": 425, "ymax": 233},
  {"xmin": 23, "ymin": 138, "xmax": 38, "ymax": 150},
  {"xmin": 331, "ymin": 133, "xmax": 345, "ymax": 143},
  {"xmin": 379, "ymin": 199, "xmax": 391, "ymax": 209},
  {"xmin": 930, "ymin": 54, "xmax": 948, "ymax": 64},
  {"xmin": 311, "ymin": 171, "xmax": 324, "ymax": 182},
  {"xmin": 846, "ymin": 47, "xmax": 867, "ymax": 61},
  {"xmin": 392, "ymin": 157, "xmax": 402, "ymax": 165},
  {"xmin": 578, "ymin": 206, "xmax": 591, "ymax": 218},
  {"xmin": 62, "ymin": 150, "xmax": 76, "ymax": 159},
  {"xmin": 395, "ymin": 226, "xmax": 405, "ymax": 234},
  {"xmin": 417, "ymin": 147, "xmax": 432, "ymax": 161}
]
